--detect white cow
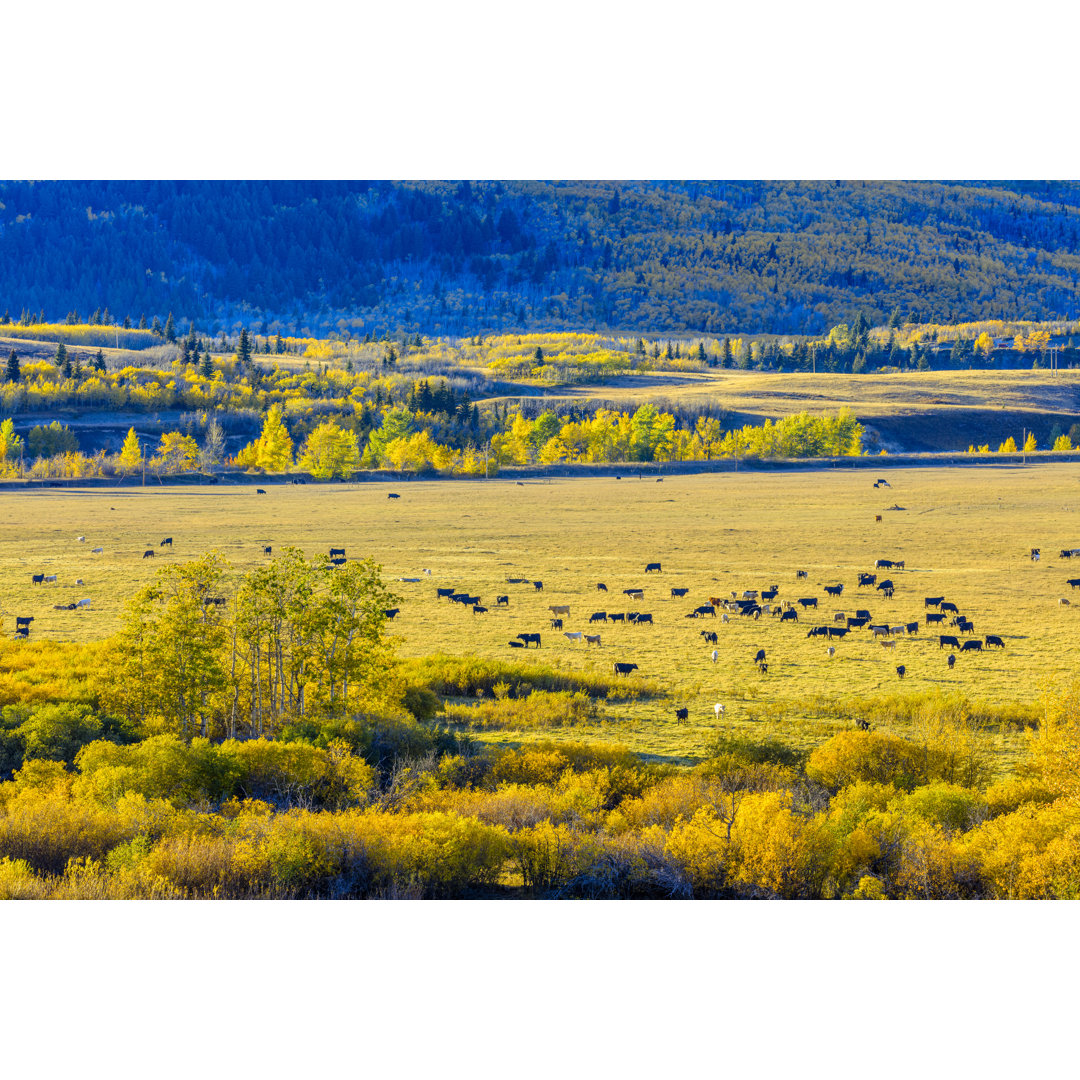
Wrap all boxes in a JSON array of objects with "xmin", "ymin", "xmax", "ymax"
[
  {"xmin": 564, "ymin": 631, "xmax": 583, "ymax": 643},
  {"xmin": 826, "ymin": 646, "xmax": 836, "ymax": 658},
  {"xmin": 711, "ymin": 649, "xmax": 718, "ymax": 663},
  {"xmin": 77, "ymin": 536, "xmax": 85, "ymax": 542},
  {"xmin": 78, "ymin": 598, "xmax": 91, "ymax": 608},
  {"xmin": 713, "ymin": 703, "xmax": 725, "ymax": 720},
  {"xmin": 91, "ymin": 547, "xmax": 103, "ymax": 554}
]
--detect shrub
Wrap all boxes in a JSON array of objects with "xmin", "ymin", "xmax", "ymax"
[{"xmin": 807, "ymin": 731, "xmax": 943, "ymax": 792}]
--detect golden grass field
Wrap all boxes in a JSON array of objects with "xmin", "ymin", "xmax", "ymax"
[{"xmin": 2, "ymin": 463, "xmax": 1080, "ymax": 767}]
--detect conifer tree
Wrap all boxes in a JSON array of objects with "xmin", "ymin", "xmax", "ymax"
[
  {"xmin": 151, "ymin": 316, "xmax": 162, "ymax": 336},
  {"xmin": 164, "ymin": 312, "xmax": 177, "ymax": 343},
  {"xmin": 55, "ymin": 342, "xmax": 68, "ymax": 369},
  {"xmin": 237, "ymin": 328, "xmax": 252, "ymax": 367},
  {"xmin": 95, "ymin": 349, "xmax": 106, "ymax": 372},
  {"xmin": 6, "ymin": 348, "xmax": 19, "ymax": 382},
  {"xmin": 200, "ymin": 350, "xmax": 214, "ymax": 378}
]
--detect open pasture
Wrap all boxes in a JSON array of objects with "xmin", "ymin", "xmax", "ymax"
[{"xmin": 1, "ymin": 464, "xmax": 1079, "ymax": 762}]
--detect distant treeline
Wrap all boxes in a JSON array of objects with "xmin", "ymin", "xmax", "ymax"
[{"xmin": 4, "ymin": 180, "xmax": 1080, "ymax": 336}]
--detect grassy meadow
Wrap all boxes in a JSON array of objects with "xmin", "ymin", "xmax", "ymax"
[{"xmin": 3, "ymin": 463, "xmax": 1080, "ymax": 769}]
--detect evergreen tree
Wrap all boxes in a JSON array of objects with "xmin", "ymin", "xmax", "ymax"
[
  {"xmin": 164, "ymin": 312, "xmax": 177, "ymax": 343},
  {"xmin": 275, "ymin": 334, "xmax": 285, "ymax": 354},
  {"xmin": 200, "ymin": 350, "xmax": 214, "ymax": 378},
  {"xmin": 95, "ymin": 349, "xmax": 106, "ymax": 372},
  {"xmin": 55, "ymin": 342, "xmax": 68, "ymax": 370},
  {"xmin": 6, "ymin": 348, "xmax": 19, "ymax": 382},
  {"xmin": 695, "ymin": 342, "xmax": 707, "ymax": 363},
  {"xmin": 237, "ymin": 328, "xmax": 252, "ymax": 367},
  {"xmin": 721, "ymin": 337, "xmax": 733, "ymax": 368},
  {"xmin": 534, "ymin": 346, "xmax": 543, "ymax": 363},
  {"xmin": 151, "ymin": 315, "xmax": 162, "ymax": 336},
  {"xmin": 139, "ymin": 314, "xmax": 147, "ymax": 329},
  {"xmin": 123, "ymin": 315, "xmax": 132, "ymax": 329}
]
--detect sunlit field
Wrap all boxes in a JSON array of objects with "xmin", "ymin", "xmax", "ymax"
[{"xmin": 3, "ymin": 463, "xmax": 1080, "ymax": 766}]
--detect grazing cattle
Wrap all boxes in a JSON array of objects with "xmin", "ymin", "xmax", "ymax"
[
  {"xmin": 31, "ymin": 574, "xmax": 44, "ymax": 585},
  {"xmin": 827, "ymin": 626, "xmax": 849, "ymax": 639},
  {"xmin": 91, "ymin": 547, "xmax": 104, "ymax": 555},
  {"xmin": 858, "ymin": 573, "xmax": 876, "ymax": 587},
  {"xmin": 77, "ymin": 536, "xmax": 85, "ymax": 543},
  {"xmin": 695, "ymin": 605, "xmax": 716, "ymax": 618},
  {"xmin": 1031, "ymin": 548, "xmax": 1041, "ymax": 561},
  {"xmin": 871, "ymin": 625, "xmax": 891, "ymax": 638},
  {"xmin": 607, "ymin": 613, "xmax": 625, "ymax": 623},
  {"xmin": 1067, "ymin": 578, "xmax": 1080, "ymax": 590},
  {"xmin": 329, "ymin": 548, "xmax": 345, "ymax": 558},
  {"xmin": 160, "ymin": 537, "xmax": 172, "ymax": 547},
  {"xmin": 881, "ymin": 587, "xmax": 894, "ymax": 599},
  {"xmin": 721, "ymin": 613, "xmax": 730, "ymax": 623},
  {"xmin": 896, "ymin": 665, "xmax": 906, "ymax": 679},
  {"xmin": 875, "ymin": 579, "xmax": 894, "ymax": 592},
  {"xmin": 753, "ymin": 649, "xmax": 766, "ymax": 664},
  {"xmin": 585, "ymin": 634, "xmax": 601, "ymax": 646},
  {"xmin": 880, "ymin": 639, "xmax": 896, "ymax": 649},
  {"xmin": 497, "ymin": 596, "xmax": 509, "ymax": 606},
  {"xmin": 632, "ymin": 613, "xmax": 653, "ymax": 625},
  {"xmin": 875, "ymin": 515, "xmax": 883, "ymax": 523},
  {"xmin": 645, "ymin": 562, "xmax": 661, "ymax": 573},
  {"xmin": 957, "ymin": 619, "xmax": 975, "ymax": 634},
  {"xmin": 894, "ymin": 561, "xmax": 905, "ymax": 570},
  {"xmin": 613, "ymin": 662, "xmax": 638, "ymax": 676},
  {"xmin": 709, "ymin": 597, "xmax": 724, "ymax": 609},
  {"xmin": 387, "ymin": 493, "xmax": 400, "ymax": 499},
  {"xmin": 78, "ymin": 598, "xmax": 91, "ymax": 608},
  {"xmin": 761, "ymin": 587, "xmax": 779, "ymax": 601},
  {"xmin": 1061, "ymin": 598, "xmax": 1072, "ymax": 606},
  {"xmin": 143, "ymin": 550, "xmax": 155, "ymax": 558},
  {"xmin": 826, "ymin": 646, "xmax": 836, "ymax": 658},
  {"xmin": 549, "ymin": 605, "xmax": 570, "ymax": 617},
  {"xmin": 589, "ymin": 612, "xmax": 607, "ymax": 623},
  {"xmin": 877, "ymin": 478, "xmax": 891, "ymax": 487},
  {"xmin": 940, "ymin": 601, "xmax": 959, "ymax": 614},
  {"xmin": 985, "ymin": 635, "xmax": 1005, "ymax": 649},
  {"xmin": 780, "ymin": 609, "xmax": 798, "ymax": 623},
  {"xmin": 875, "ymin": 559, "xmax": 894, "ymax": 569},
  {"xmin": 384, "ymin": 608, "xmax": 400, "ymax": 620},
  {"xmin": 550, "ymin": 618, "xmax": 563, "ymax": 630},
  {"xmin": 757, "ymin": 663, "xmax": 768, "ymax": 674},
  {"xmin": 506, "ymin": 578, "xmax": 528, "ymax": 584},
  {"xmin": 624, "ymin": 589, "xmax": 645, "ymax": 600},
  {"xmin": 806, "ymin": 626, "xmax": 829, "ymax": 638},
  {"xmin": 714, "ymin": 703, "xmax": 725, "ymax": 720},
  {"xmin": 890, "ymin": 625, "xmax": 906, "ymax": 637},
  {"xmin": 330, "ymin": 558, "xmax": 347, "ymax": 567},
  {"xmin": 15, "ymin": 617, "xmax": 33, "ymax": 629},
  {"xmin": 671, "ymin": 587, "xmax": 689, "ymax": 598},
  {"xmin": 656, "ymin": 478, "xmax": 663, "ymax": 483},
  {"xmin": 423, "ymin": 569, "xmax": 432, "ymax": 575},
  {"xmin": 53, "ymin": 603, "xmax": 76, "ymax": 611},
  {"xmin": 437, "ymin": 587, "xmax": 456, "ymax": 600},
  {"xmin": 905, "ymin": 622, "xmax": 919, "ymax": 635},
  {"xmin": 947, "ymin": 653, "xmax": 956, "ymax": 669},
  {"xmin": 508, "ymin": 640, "xmax": 525, "ymax": 648},
  {"xmin": 797, "ymin": 597, "xmax": 818, "ymax": 609},
  {"xmin": 847, "ymin": 616, "xmax": 870, "ymax": 629},
  {"xmin": 472, "ymin": 606, "xmax": 488, "ymax": 615},
  {"xmin": 855, "ymin": 718, "xmax": 871, "ymax": 731},
  {"xmin": 961, "ymin": 639, "xmax": 983, "ymax": 652},
  {"xmin": 13, "ymin": 627, "xmax": 28, "ymax": 639},
  {"xmin": 533, "ymin": 581, "xmax": 544, "ymax": 591},
  {"xmin": 450, "ymin": 594, "xmax": 470, "ymax": 604},
  {"xmin": 1061, "ymin": 550, "xmax": 1080, "ymax": 559},
  {"xmin": 711, "ymin": 649, "xmax": 719, "ymax": 663},
  {"xmin": 564, "ymin": 631, "xmax": 583, "ymax": 643},
  {"xmin": 675, "ymin": 707, "xmax": 689, "ymax": 721},
  {"xmin": 597, "ymin": 583, "xmax": 608, "ymax": 592},
  {"xmin": 924, "ymin": 596, "xmax": 944, "ymax": 609},
  {"xmin": 824, "ymin": 584, "xmax": 843, "ymax": 598},
  {"xmin": 832, "ymin": 610, "xmax": 846, "ymax": 622},
  {"xmin": 75, "ymin": 579, "xmax": 83, "ymax": 586},
  {"xmin": 256, "ymin": 489, "xmax": 266, "ymax": 495},
  {"xmin": 926, "ymin": 612, "xmax": 946, "ymax": 625},
  {"xmin": 939, "ymin": 635, "xmax": 961, "ymax": 649},
  {"xmin": 796, "ymin": 570, "xmax": 808, "ymax": 579},
  {"xmin": 44, "ymin": 575, "xmax": 57, "ymax": 583},
  {"xmin": 517, "ymin": 633, "xmax": 541, "ymax": 648},
  {"xmin": 263, "ymin": 546, "xmax": 272, "ymax": 555},
  {"xmin": 701, "ymin": 631, "xmax": 718, "ymax": 644},
  {"xmin": 741, "ymin": 590, "xmax": 759, "ymax": 600},
  {"xmin": 855, "ymin": 609, "xmax": 871, "ymax": 620}
]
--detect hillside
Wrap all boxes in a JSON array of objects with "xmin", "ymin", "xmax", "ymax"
[{"xmin": 4, "ymin": 181, "xmax": 1080, "ymax": 337}]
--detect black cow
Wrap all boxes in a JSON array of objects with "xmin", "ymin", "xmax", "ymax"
[
  {"xmin": 508, "ymin": 640, "xmax": 525, "ymax": 648},
  {"xmin": 1031, "ymin": 548, "xmax": 1041, "ymax": 560},
  {"xmin": 675, "ymin": 707, "xmax": 689, "ymax": 721},
  {"xmin": 780, "ymin": 609, "xmax": 798, "ymax": 623},
  {"xmin": 31, "ymin": 574, "xmax": 44, "ymax": 585},
  {"xmin": 506, "ymin": 578, "xmax": 528, "ymax": 584},
  {"xmin": 847, "ymin": 616, "xmax": 870, "ymax": 629},
  {"xmin": 384, "ymin": 609, "xmax": 400, "ymax": 620},
  {"xmin": 497, "ymin": 596, "xmax": 509, "ymax": 606},
  {"xmin": 632, "ymin": 613, "xmax": 653, "ymax": 625},
  {"xmin": 761, "ymin": 587, "xmax": 779, "ymax": 601},
  {"xmin": 264, "ymin": 546, "xmax": 272, "ymax": 555},
  {"xmin": 15, "ymin": 616, "xmax": 33, "ymax": 629},
  {"xmin": 947, "ymin": 653, "xmax": 956, "ymax": 669},
  {"xmin": 517, "ymin": 633, "xmax": 541, "ymax": 648},
  {"xmin": 607, "ymin": 613, "xmax": 625, "ymax": 622},
  {"xmin": 695, "ymin": 605, "xmax": 716, "ymax": 618},
  {"xmin": 798, "ymin": 597, "xmax": 818, "ymax": 608},
  {"xmin": 827, "ymin": 626, "xmax": 850, "ymax": 639},
  {"xmin": 796, "ymin": 570, "xmax": 808, "ymax": 579},
  {"xmin": 875, "ymin": 559, "xmax": 894, "ymax": 569},
  {"xmin": 645, "ymin": 563, "xmax": 662, "ymax": 573},
  {"xmin": 926, "ymin": 613, "xmax": 946, "ymax": 625},
  {"xmin": 858, "ymin": 573, "xmax": 876, "ymax": 587},
  {"xmin": 1068, "ymin": 579, "xmax": 1080, "ymax": 589},
  {"xmin": 757, "ymin": 662, "xmax": 768, "ymax": 674},
  {"xmin": 437, "ymin": 588, "xmax": 456, "ymax": 600},
  {"xmin": 671, "ymin": 587, "xmax": 689, "ymax": 598},
  {"xmin": 894, "ymin": 561, "xmax": 905, "ymax": 570},
  {"xmin": 550, "ymin": 618, "xmax": 563, "ymax": 630},
  {"xmin": 160, "ymin": 537, "xmax": 172, "ymax": 547},
  {"xmin": 957, "ymin": 619, "xmax": 975, "ymax": 634},
  {"xmin": 472, "ymin": 606, "xmax": 488, "ymax": 615},
  {"xmin": 330, "ymin": 558, "xmax": 347, "ymax": 567},
  {"xmin": 256, "ymin": 488, "xmax": 266, "ymax": 495},
  {"xmin": 806, "ymin": 626, "xmax": 829, "ymax": 638},
  {"xmin": 877, "ymin": 478, "xmax": 891, "ymax": 487},
  {"xmin": 940, "ymin": 602, "xmax": 959, "ymax": 614},
  {"xmin": 896, "ymin": 665, "xmax": 906, "ymax": 679},
  {"xmin": 939, "ymin": 635, "xmax": 961, "ymax": 649},
  {"xmin": 905, "ymin": 622, "xmax": 919, "ymax": 635},
  {"xmin": 924, "ymin": 596, "xmax": 944, "ymax": 608},
  {"xmin": 856, "ymin": 609, "xmax": 871, "ymax": 620},
  {"xmin": 876, "ymin": 579, "xmax": 894, "ymax": 592},
  {"xmin": 824, "ymin": 584, "xmax": 844, "ymax": 597},
  {"xmin": 143, "ymin": 550, "xmax": 154, "ymax": 558},
  {"xmin": 961, "ymin": 639, "xmax": 983, "ymax": 652},
  {"xmin": 1062, "ymin": 550, "xmax": 1077, "ymax": 559},
  {"xmin": 589, "ymin": 612, "xmax": 607, "ymax": 623},
  {"xmin": 451, "ymin": 594, "xmax": 471, "ymax": 604},
  {"xmin": 533, "ymin": 581, "xmax": 544, "ymax": 591},
  {"xmin": 701, "ymin": 631, "xmax": 718, "ymax": 644},
  {"xmin": 597, "ymin": 583, "xmax": 608, "ymax": 592},
  {"xmin": 753, "ymin": 649, "xmax": 766, "ymax": 664},
  {"xmin": 985, "ymin": 635, "xmax": 1005, "ymax": 648},
  {"xmin": 388, "ymin": 493, "xmax": 400, "ymax": 499},
  {"xmin": 613, "ymin": 662, "xmax": 639, "ymax": 676},
  {"xmin": 329, "ymin": 548, "xmax": 345, "ymax": 558}
]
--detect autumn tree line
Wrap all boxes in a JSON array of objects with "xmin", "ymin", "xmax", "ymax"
[{"xmin": 2, "ymin": 547, "xmax": 1080, "ymax": 898}]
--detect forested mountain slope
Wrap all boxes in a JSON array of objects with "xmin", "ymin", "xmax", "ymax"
[{"xmin": 2, "ymin": 180, "xmax": 1080, "ymax": 336}]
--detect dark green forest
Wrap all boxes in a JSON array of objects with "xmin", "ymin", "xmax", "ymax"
[{"xmin": 3, "ymin": 181, "xmax": 1080, "ymax": 337}]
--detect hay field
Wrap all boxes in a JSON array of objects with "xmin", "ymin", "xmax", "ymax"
[{"xmin": 2, "ymin": 465, "xmax": 1079, "ymax": 764}]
